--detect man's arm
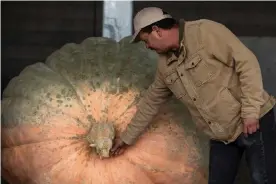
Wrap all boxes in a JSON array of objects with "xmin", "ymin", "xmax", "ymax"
[
  {"xmin": 200, "ymin": 20, "xmax": 265, "ymax": 119},
  {"xmin": 120, "ymin": 68, "xmax": 172, "ymax": 145}
]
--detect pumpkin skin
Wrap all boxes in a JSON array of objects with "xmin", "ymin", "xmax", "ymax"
[{"xmin": 1, "ymin": 36, "xmax": 209, "ymax": 184}]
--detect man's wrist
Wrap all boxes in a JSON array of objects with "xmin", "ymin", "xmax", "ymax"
[
  {"xmin": 241, "ymin": 108, "xmax": 260, "ymax": 120},
  {"xmin": 241, "ymin": 115, "xmax": 259, "ymax": 121},
  {"xmin": 120, "ymin": 132, "xmax": 135, "ymax": 146}
]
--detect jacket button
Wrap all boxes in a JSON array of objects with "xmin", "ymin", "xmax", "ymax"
[
  {"xmin": 191, "ymin": 62, "xmax": 194, "ymax": 65},
  {"xmin": 180, "ymin": 73, "xmax": 183, "ymax": 76},
  {"xmin": 208, "ymin": 121, "xmax": 211, "ymax": 124},
  {"xmin": 193, "ymin": 98, "xmax": 196, "ymax": 101}
]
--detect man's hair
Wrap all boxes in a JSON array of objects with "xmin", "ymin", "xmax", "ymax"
[{"xmin": 141, "ymin": 18, "xmax": 178, "ymax": 34}]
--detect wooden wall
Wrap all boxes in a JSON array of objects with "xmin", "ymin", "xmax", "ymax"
[
  {"xmin": 1, "ymin": 1, "xmax": 103, "ymax": 94},
  {"xmin": 133, "ymin": 1, "xmax": 276, "ymax": 36}
]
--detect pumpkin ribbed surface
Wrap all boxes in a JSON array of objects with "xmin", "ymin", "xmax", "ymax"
[{"xmin": 1, "ymin": 36, "xmax": 208, "ymax": 184}]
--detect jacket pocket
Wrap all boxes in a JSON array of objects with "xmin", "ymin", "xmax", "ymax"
[
  {"xmin": 164, "ymin": 72, "xmax": 186, "ymax": 99},
  {"xmin": 184, "ymin": 54, "xmax": 216, "ymax": 87},
  {"xmin": 204, "ymin": 88, "xmax": 242, "ymax": 140},
  {"xmin": 208, "ymin": 87, "xmax": 241, "ymax": 124}
]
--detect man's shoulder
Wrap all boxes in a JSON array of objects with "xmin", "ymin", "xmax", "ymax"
[
  {"xmin": 183, "ymin": 19, "xmax": 228, "ymax": 51},
  {"xmin": 184, "ymin": 19, "xmax": 228, "ymax": 38},
  {"xmin": 184, "ymin": 19, "xmax": 224, "ymax": 29}
]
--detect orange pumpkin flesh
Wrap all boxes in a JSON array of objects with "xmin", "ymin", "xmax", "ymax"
[{"xmin": 1, "ymin": 36, "xmax": 208, "ymax": 184}]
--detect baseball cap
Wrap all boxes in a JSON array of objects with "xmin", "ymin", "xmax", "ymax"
[{"xmin": 130, "ymin": 7, "xmax": 172, "ymax": 43}]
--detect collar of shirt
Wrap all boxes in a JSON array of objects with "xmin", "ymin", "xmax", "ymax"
[{"xmin": 166, "ymin": 19, "xmax": 187, "ymax": 65}]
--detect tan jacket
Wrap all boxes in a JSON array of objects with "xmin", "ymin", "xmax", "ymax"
[{"xmin": 121, "ymin": 19, "xmax": 275, "ymax": 145}]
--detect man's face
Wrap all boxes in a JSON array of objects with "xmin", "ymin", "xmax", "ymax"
[{"xmin": 139, "ymin": 26, "xmax": 170, "ymax": 54}]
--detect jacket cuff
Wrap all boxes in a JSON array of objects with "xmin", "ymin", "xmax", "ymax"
[
  {"xmin": 120, "ymin": 131, "xmax": 137, "ymax": 145},
  {"xmin": 241, "ymin": 108, "xmax": 260, "ymax": 120}
]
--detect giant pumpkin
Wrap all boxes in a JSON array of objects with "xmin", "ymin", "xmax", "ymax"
[{"xmin": 1, "ymin": 36, "xmax": 209, "ymax": 184}]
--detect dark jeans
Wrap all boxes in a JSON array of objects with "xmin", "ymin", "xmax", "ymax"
[{"xmin": 208, "ymin": 108, "xmax": 276, "ymax": 184}]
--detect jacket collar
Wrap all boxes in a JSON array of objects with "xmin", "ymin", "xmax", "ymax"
[{"xmin": 166, "ymin": 19, "xmax": 187, "ymax": 65}]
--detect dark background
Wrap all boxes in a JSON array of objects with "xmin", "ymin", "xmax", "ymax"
[
  {"xmin": 2, "ymin": 1, "xmax": 276, "ymax": 94},
  {"xmin": 1, "ymin": 1, "xmax": 103, "ymax": 95},
  {"xmin": 1, "ymin": 1, "xmax": 276, "ymax": 183},
  {"xmin": 133, "ymin": 1, "xmax": 276, "ymax": 36}
]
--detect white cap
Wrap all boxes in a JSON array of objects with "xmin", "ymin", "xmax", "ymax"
[{"xmin": 130, "ymin": 7, "xmax": 172, "ymax": 43}]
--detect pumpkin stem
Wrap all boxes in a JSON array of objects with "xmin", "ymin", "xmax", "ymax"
[{"xmin": 86, "ymin": 122, "xmax": 116, "ymax": 158}]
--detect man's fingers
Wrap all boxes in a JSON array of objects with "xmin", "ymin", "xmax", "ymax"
[
  {"xmin": 256, "ymin": 122, "xmax": 260, "ymax": 130},
  {"xmin": 110, "ymin": 145, "xmax": 118, "ymax": 153},
  {"xmin": 112, "ymin": 148, "xmax": 118, "ymax": 156},
  {"xmin": 110, "ymin": 144, "xmax": 120, "ymax": 155},
  {"xmin": 249, "ymin": 124, "xmax": 259, "ymax": 134},
  {"xmin": 117, "ymin": 148, "xmax": 125, "ymax": 155},
  {"xmin": 114, "ymin": 148, "xmax": 125, "ymax": 156},
  {"xmin": 249, "ymin": 126, "xmax": 253, "ymax": 134},
  {"xmin": 111, "ymin": 144, "xmax": 123, "ymax": 156},
  {"xmin": 243, "ymin": 118, "xmax": 260, "ymax": 137},
  {"xmin": 110, "ymin": 139, "xmax": 128, "ymax": 157},
  {"xmin": 243, "ymin": 124, "xmax": 248, "ymax": 137},
  {"xmin": 111, "ymin": 147, "xmax": 125, "ymax": 157},
  {"xmin": 247, "ymin": 125, "xmax": 252, "ymax": 134},
  {"xmin": 244, "ymin": 124, "xmax": 258, "ymax": 136},
  {"xmin": 251, "ymin": 125, "xmax": 257, "ymax": 134},
  {"xmin": 114, "ymin": 148, "xmax": 121, "ymax": 156}
]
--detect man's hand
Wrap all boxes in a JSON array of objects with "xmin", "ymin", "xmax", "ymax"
[
  {"xmin": 243, "ymin": 118, "xmax": 260, "ymax": 137},
  {"xmin": 110, "ymin": 138, "xmax": 129, "ymax": 156}
]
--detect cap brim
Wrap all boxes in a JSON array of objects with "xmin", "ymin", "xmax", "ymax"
[
  {"xmin": 129, "ymin": 29, "xmax": 141, "ymax": 43},
  {"xmin": 129, "ymin": 14, "xmax": 173, "ymax": 43}
]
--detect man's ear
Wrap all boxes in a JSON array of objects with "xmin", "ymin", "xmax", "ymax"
[
  {"xmin": 152, "ymin": 25, "xmax": 162, "ymax": 37},
  {"xmin": 152, "ymin": 25, "xmax": 159, "ymax": 32}
]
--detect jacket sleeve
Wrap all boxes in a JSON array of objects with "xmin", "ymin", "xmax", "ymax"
[
  {"xmin": 200, "ymin": 20, "xmax": 265, "ymax": 120},
  {"xmin": 120, "ymin": 68, "xmax": 172, "ymax": 145}
]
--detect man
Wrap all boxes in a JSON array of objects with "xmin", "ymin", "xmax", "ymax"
[{"xmin": 110, "ymin": 7, "xmax": 276, "ymax": 184}]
